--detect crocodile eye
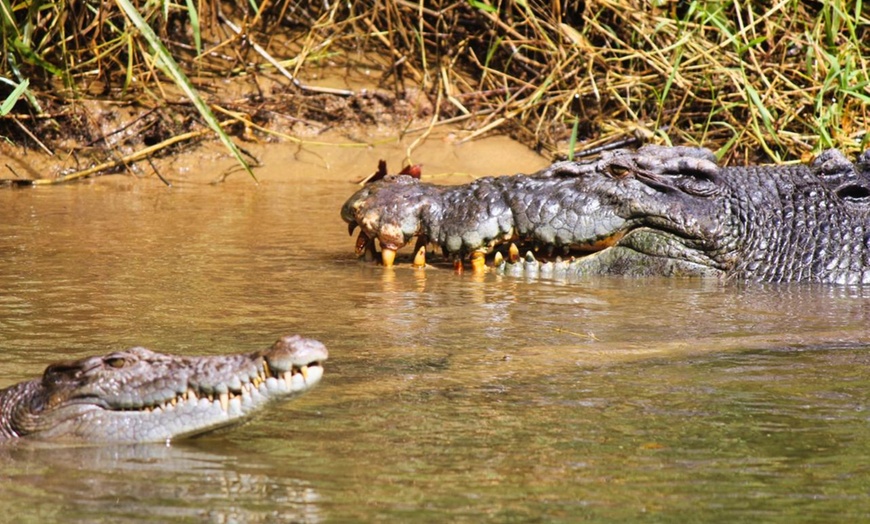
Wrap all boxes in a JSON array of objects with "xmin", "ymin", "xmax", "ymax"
[
  {"xmin": 607, "ymin": 164, "xmax": 631, "ymax": 178},
  {"xmin": 104, "ymin": 357, "xmax": 127, "ymax": 369}
]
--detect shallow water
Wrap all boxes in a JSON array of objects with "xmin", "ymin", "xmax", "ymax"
[{"xmin": 2, "ymin": 134, "xmax": 870, "ymax": 522}]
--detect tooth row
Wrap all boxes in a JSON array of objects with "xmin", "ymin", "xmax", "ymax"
[
  {"xmin": 361, "ymin": 237, "xmax": 588, "ymax": 275},
  {"xmin": 133, "ymin": 361, "xmax": 314, "ymax": 414},
  {"xmin": 361, "ymin": 236, "xmax": 530, "ymax": 273}
]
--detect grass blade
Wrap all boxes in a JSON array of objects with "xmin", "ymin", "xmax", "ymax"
[
  {"xmin": 0, "ymin": 78, "xmax": 28, "ymax": 115},
  {"xmin": 183, "ymin": 0, "xmax": 202, "ymax": 56},
  {"xmin": 114, "ymin": 0, "xmax": 256, "ymax": 181}
]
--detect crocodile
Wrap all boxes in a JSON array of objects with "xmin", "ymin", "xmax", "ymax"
[
  {"xmin": 0, "ymin": 334, "xmax": 327, "ymax": 443},
  {"xmin": 341, "ymin": 145, "xmax": 870, "ymax": 283}
]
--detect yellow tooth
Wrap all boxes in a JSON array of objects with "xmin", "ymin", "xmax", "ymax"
[
  {"xmin": 170, "ymin": 397, "xmax": 177, "ymax": 407},
  {"xmin": 381, "ymin": 247, "xmax": 396, "ymax": 267},
  {"xmin": 299, "ymin": 365, "xmax": 309, "ymax": 381},
  {"xmin": 412, "ymin": 245, "xmax": 426, "ymax": 268},
  {"xmin": 219, "ymin": 392, "xmax": 229, "ymax": 412},
  {"xmin": 494, "ymin": 251, "xmax": 504, "ymax": 266},
  {"xmin": 470, "ymin": 251, "xmax": 486, "ymax": 273},
  {"xmin": 187, "ymin": 389, "xmax": 198, "ymax": 401},
  {"xmin": 509, "ymin": 243, "xmax": 520, "ymax": 263}
]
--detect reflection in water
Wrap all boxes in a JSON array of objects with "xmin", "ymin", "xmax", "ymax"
[
  {"xmin": 2, "ymin": 138, "xmax": 870, "ymax": 520},
  {"xmin": 2, "ymin": 440, "xmax": 321, "ymax": 523}
]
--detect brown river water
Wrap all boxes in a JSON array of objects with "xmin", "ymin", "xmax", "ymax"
[{"xmin": 2, "ymin": 132, "xmax": 870, "ymax": 522}]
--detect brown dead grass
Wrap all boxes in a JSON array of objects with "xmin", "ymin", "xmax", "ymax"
[{"xmin": 1, "ymin": 0, "xmax": 867, "ymax": 179}]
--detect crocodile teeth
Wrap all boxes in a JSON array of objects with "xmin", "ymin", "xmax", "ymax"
[
  {"xmin": 381, "ymin": 247, "xmax": 396, "ymax": 267},
  {"xmin": 509, "ymin": 243, "xmax": 520, "ymax": 263},
  {"xmin": 413, "ymin": 245, "xmax": 426, "ymax": 268},
  {"xmin": 471, "ymin": 251, "xmax": 486, "ymax": 273},
  {"xmin": 494, "ymin": 251, "xmax": 505, "ymax": 266},
  {"xmin": 299, "ymin": 365, "xmax": 309, "ymax": 381},
  {"xmin": 219, "ymin": 392, "xmax": 229, "ymax": 412}
]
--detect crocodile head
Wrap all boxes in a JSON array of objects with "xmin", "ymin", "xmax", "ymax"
[
  {"xmin": 341, "ymin": 146, "xmax": 870, "ymax": 282},
  {"xmin": 0, "ymin": 335, "xmax": 327, "ymax": 443},
  {"xmin": 341, "ymin": 146, "xmax": 732, "ymax": 277}
]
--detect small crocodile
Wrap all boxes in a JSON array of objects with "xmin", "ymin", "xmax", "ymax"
[
  {"xmin": 341, "ymin": 146, "xmax": 870, "ymax": 283},
  {"xmin": 0, "ymin": 335, "xmax": 327, "ymax": 443}
]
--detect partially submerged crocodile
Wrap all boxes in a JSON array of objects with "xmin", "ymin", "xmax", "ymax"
[
  {"xmin": 342, "ymin": 146, "xmax": 870, "ymax": 283},
  {"xmin": 0, "ymin": 335, "xmax": 327, "ymax": 443}
]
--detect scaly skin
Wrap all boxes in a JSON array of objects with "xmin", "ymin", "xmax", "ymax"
[
  {"xmin": 341, "ymin": 146, "xmax": 870, "ymax": 283},
  {"xmin": 0, "ymin": 335, "xmax": 327, "ymax": 443}
]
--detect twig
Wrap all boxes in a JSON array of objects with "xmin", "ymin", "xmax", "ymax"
[
  {"xmin": 146, "ymin": 157, "xmax": 172, "ymax": 187},
  {"xmin": 31, "ymin": 123, "xmax": 234, "ymax": 185},
  {"xmin": 405, "ymin": 84, "xmax": 443, "ymax": 161},
  {"xmin": 218, "ymin": 14, "xmax": 354, "ymax": 97},
  {"xmin": 13, "ymin": 118, "xmax": 53, "ymax": 156},
  {"xmin": 85, "ymin": 107, "xmax": 160, "ymax": 147}
]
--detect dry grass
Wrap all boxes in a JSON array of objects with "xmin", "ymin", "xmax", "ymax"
[
  {"xmin": 1, "ymin": 0, "xmax": 867, "ymax": 168},
  {"xmin": 315, "ymin": 0, "xmax": 868, "ymax": 163}
]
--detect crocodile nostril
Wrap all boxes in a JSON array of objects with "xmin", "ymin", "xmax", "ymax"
[{"xmin": 836, "ymin": 184, "xmax": 870, "ymax": 201}]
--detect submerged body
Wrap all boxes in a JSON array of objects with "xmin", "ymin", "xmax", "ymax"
[
  {"xmin": 0, "ymin": 335, "xmax": 327, "ymax": 443},
  {"xmin": 342, "ymin": 146, "xmax": 870, "ymax": 283}
]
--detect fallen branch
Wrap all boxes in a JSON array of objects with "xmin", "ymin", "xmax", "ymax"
[{"xmin": 31, "ymin": 124, "xmax": 228, "ymax": 186}]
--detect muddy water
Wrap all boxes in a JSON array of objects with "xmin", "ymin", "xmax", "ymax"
[{"xmin": 2, "ymin": 134, "xmax": 870, "ymax": 522}]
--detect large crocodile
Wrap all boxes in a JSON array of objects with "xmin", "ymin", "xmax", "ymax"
[
  {"xmin": 341, "ymin": 146, "xmax": 870, "ymax": 283},
  {"xmin": 0, "ymin": 334, "xmax": 327, "ymax": 443}
]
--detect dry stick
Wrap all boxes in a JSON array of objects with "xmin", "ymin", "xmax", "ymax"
[
  {"xmin": 31, "ymin": 125, "xmax": 223, "ymax": 185},
  {"xmin": 394, "ymin": 0, "xmax": 443, "ymax": 18},
  {"xmin": 5, "ymin": 164, "xmax": 22, "ymax": 178},
  {"xmin": 13, "ymin": 118, "xmax": 53, "ymax": 156},
  {"xmin": 403, "ymin": 108, "xmax": 497, "ymax": 134},
  {"xmin": 290, "ymin": 3, "xmax": 346, "ymax": 83},
  {"xmin": 212, "ymin": 105, "xmax": 414, "ymax": 151},
  {"xmin": 218, "ymin": 14, "xmax": 354, "ymax": 97},
  {"xmin": 475, "ymin": 76, "xmax": 534, "ymax": 124},
  {"xmin": 146, "ymin": 156, "xmax": 172, "ymax": 187},
  {"xmin": 247, "ymin": 0, "xmax": 271, "ymax": 30},
  {"xmin": 360, "ymin": 14, "xmax": 424, "ymax": 84},
  {"xmin": 459, "ymin": 81, "xmax": 537, "ymax": 144},
  {"xmin": 85, "ymin": 107, "xmax": 160, "ymax": 147},
  {"xmin": 405, "ymin": 85, "xmax": 444, "ymax": 161},
  {"xmin": 209, "ymin": 104, "xmax": 375, "ymax": 148}
]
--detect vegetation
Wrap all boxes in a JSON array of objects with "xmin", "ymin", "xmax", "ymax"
[{"xmin": 0, "ymin": 0, "xmax": 867, "ymax": 181}]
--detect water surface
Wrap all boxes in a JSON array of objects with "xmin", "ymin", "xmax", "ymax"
[{"xmin": 1, "ymin": 135, "xmax": 870, "ymax": 522}]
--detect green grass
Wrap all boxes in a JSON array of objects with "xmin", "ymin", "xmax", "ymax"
[{"xmin": 114, "ymin": 0, "xmax": 254, "ymax": 181}]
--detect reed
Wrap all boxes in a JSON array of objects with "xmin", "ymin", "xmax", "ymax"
[{"xmin": 0, "ymin": 0, "xmax": 866, "ymax": 179}]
